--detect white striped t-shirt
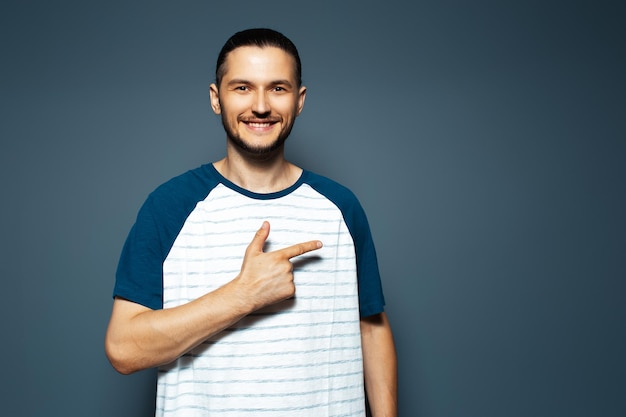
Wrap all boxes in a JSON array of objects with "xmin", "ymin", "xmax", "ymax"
[{"xmin": 114, "ymin": 164, "xmax": 385, "ymax": 416}]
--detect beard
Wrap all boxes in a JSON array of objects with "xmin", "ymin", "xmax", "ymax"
[{"xmin": 220, "ymin": 113, "xmax": 295, "ymax": 158}]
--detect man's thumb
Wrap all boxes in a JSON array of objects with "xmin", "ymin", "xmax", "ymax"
[{"xmin": 247, "ymin": 221, "xmax": 270, "ymax": 254}]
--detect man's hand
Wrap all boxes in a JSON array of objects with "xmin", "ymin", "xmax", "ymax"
[{"xmin": 236, "ymin": 221, "xmax": 322, "ymax": 310}]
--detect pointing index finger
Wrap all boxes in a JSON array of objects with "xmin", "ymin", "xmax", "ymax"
[{"xmin": 278, "ymin": 240, "xmax": 323, "ymax": 259}]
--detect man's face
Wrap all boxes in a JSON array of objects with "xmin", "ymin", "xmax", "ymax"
[{"xmin": 209, "ymin": 46, "xmax": 306, "ymax": 157}]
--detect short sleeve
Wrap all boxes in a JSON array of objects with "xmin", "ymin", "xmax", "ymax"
[{"xmin": 114, "ymin": 196, "xmax": 166, "ymax": 310}]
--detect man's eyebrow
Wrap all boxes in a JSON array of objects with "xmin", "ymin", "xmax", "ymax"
[
  {"xmin": 226, "ymin": 79, "xmax": 251, "ymax": 85},
  {"xmin": 269, "ymin": 79, "xmax": 294, "ymax": 87}
]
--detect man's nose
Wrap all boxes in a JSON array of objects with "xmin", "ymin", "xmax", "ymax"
[{"xmin": 252, "ymin": 91, "xmax": 270, "ymax": 115}]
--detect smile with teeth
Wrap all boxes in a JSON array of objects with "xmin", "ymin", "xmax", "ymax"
[{"xmin": 243, "ymin": 120, "xmax": 278, "ymax": 132}]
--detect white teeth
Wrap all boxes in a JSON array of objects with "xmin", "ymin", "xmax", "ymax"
[{"xmin": 248, "ymin": 122, "xmax": 271, "ymax": 128}]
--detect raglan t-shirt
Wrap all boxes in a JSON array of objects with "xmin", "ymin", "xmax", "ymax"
[{"xmin": 114, "ymin": 163, "xmax": 385, "ymax": 416}]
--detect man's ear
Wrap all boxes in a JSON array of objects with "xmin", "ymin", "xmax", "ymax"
[
  {"xmin": 209, "ymin": 83, "xmax": 221, "ymax": 114},
  {"xmin": 296, "ymin": 85, "xmax": 307, "ymax": 116}
]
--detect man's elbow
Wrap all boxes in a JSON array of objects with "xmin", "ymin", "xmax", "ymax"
[{"xmin": 104, "ymin": 336, "xmax": 140, "ymax": 375}]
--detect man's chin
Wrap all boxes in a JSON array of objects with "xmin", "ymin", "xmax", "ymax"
[{"xmin": 228, "ymin": 135, "xmax": 287, "ymax": 158}]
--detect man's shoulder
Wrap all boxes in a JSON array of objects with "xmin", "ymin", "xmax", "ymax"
[
  {"xmin": 139, "ymin": 164, "xmax": 220, "ymax": 216},
  {"xmin": 148, "ymin": 164, "xmax": 217, "ymax": 199},
  {"xmin": 302, "ymin": 170, "xmax": 361, "ymax": 210}
]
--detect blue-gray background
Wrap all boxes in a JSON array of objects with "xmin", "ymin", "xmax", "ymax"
[{"xmin": 1, "ymin": 0, "xmax": 624, "ymax": 416}]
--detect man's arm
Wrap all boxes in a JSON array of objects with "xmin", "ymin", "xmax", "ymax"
[
  {"xmin": 361, "ymin": 312, "xmax": 398, "ymax": 417},
  {"xmin": 105, "ymin": 221, "xmax": 322, "ymax": 374}
]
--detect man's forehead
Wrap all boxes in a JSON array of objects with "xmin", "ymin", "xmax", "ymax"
[{"xmin": 222, "ymin": 46, "xmax": 297, "ymax": 79}]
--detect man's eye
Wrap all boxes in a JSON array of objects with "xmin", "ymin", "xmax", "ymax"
[
  {"xmin": 235, "ymin": 86, "xmax": 248, "ymax": 91},
  {"xmin": 274, "ymin": 87, "xmax": 286, "ymax": 92}
]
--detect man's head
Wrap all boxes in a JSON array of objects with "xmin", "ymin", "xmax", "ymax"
[
  {"xmin": 210, "ymin": 29, "xmax": 306, "ymax": 158},
  {"xmin": 215, "ymin": 28, "xmax": 302, "ymax": 89}
]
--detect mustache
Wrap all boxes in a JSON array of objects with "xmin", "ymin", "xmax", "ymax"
[{"xmin": 238, "ymin": 116, "xmax": 281, "ymax": 123}]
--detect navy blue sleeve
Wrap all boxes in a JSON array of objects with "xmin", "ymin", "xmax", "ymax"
[
  {"xmin": 113, "ymin": 165, "xmax": 219, "ymax": 310},
  {"xmin": 114, "ymin": 196, "xmax": 166, "ymax": 310},
  {"xmin": 346, "ymin": 198, "xmax": 386, "ymax": 317}
]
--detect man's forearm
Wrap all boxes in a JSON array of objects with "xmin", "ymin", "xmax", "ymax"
[
  {"xmin": 105, "ymin": 279, "xmax": 254, "ymax": 374},
  {"xmin": 361, "ymin": 312, "xmax": 398, "ymax": 417}
]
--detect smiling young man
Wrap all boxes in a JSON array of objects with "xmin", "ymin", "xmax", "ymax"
[{"xmin": 105, "ymin": 28, "xmax": 397, "ymax": 417}]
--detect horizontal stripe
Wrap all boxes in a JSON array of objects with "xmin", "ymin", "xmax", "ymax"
[
  {"xmin": 157, "ymin": 370, "xmax": 363, "ymax": 384},
  {"xmin": 201, "ymin": 331, "xmax": 360, "ymax": 346},
  {"xmin": 157, "ymin": 396, "xmax": 363, "ymax": 415},
  {"xmin": 183, "ymin": 345, "xmax": 361, "ymax": 360},
  {"xmin": 165, "ymin": 358, "xmax": 361, "ymax": 374},
  {"xmin": 164, "ymin": 294, "xmax": 357, "ymax": 308}
]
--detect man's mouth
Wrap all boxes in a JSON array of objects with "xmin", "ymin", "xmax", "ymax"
[{"xmin": 241, "ymin": 119, "xmax": 280, "ymax": 132}]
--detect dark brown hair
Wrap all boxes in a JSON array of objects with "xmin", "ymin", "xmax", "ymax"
[{"xmin": 215, "ymin": 28, "xmax": 302, "ymax": 88}]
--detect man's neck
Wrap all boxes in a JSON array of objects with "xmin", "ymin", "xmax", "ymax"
[{"xmin": 213, "ymin": 147, "xmax": 302, "ymax": 194}]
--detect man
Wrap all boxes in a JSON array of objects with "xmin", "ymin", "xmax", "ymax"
[{"xmin": 105, "ymin": 28, "xmax": 397, "ymax": 417}]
